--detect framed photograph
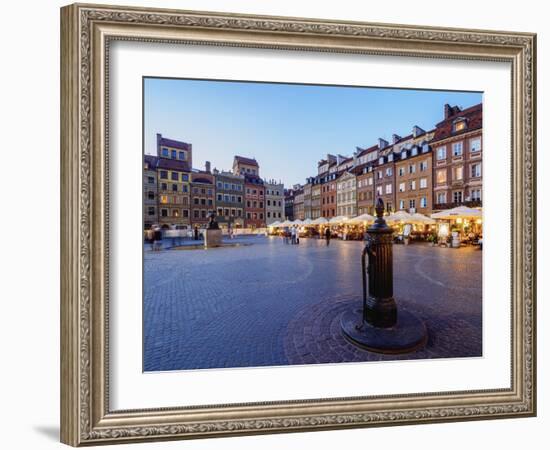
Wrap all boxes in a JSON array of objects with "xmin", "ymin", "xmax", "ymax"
[{"xmin": 60, "ymin": 3, "xmax": 536, "ymax": 446}]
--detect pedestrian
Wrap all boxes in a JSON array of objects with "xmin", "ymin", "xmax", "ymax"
[
  {"xmin": 153, "ymin": 226, "xmax": 162, "ymax": 251},
  {"xmin": 194, "ymin": 225, "xmax": 199, "ymax": 241},
  {"xmin": 325, "ymin": 227, "xmax": 331, "ymax": 246},
  {"xmin": 290, "ymin": 227, "xmax": 296, "ymax": 245},
  {"xmin": 295, "ymin": 227, "xmax": 300, "ymax": 245}
]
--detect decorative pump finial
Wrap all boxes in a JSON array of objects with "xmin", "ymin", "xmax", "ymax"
[{"xmin": 375, "ymin": 197, "xmax": 385, "ymax": 219}]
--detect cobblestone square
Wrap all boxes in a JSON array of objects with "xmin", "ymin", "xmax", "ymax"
[{"xmin": 144, "ymin": 236, "xmax": 482, "ymax": 371}]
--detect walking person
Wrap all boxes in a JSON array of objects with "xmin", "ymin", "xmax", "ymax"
[
  {"xmin": 194, "ymin": 225, "xmax": 199, "ymax": 241},
  {"xmin": 153, "ymin": 226, "xmax": 162, "ymax": 251},
  {"xmin": 325, "ymin": 227, "xmax": 331, "ymax": 246},
  {"xmin": 295, "ymin": 227, "xmax": 300, "ymax": 245},
  {"xmin": 291, "ymin": 227, "xmax": 296, "ymax": 245}
]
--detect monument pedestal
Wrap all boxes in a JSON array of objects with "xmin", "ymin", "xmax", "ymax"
[{"xmin": 204, "ymin": 229, "xmax": 222, "ymax": 248}]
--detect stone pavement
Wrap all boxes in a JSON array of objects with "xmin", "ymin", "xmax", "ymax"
[{"xmin": 143, "ymin": 236, "xmax": 482, "ymax": 371}]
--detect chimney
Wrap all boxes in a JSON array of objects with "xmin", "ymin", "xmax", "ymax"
[
  {"xmin": 392, "ymin": 134, "xmax": 401, "ymax": 144},
  {"xmin": 444, "ymin": 104, "xmax": 462, "ymax": 119},
  {"xmin": 205, "ymin": 161, "xmax": 211, "ymax": 173},
  {"xmin": 378, "ymin": 138, "xmax": 389, "ymax": 149},
  {"xmin": 412, "ymin": 125, "xmax": 425, "ymax": 138}
]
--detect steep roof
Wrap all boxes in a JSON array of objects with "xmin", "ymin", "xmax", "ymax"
[
  {"xmin": 157, "ymin": 135, "xmax": 191, "ymax": 151},
  {"xmin": 234, "ymin": 155, "xmax": 259, "ymax": 167},
  {"xmin": 433, "ymin": 103, "xmax": 482, "ymax": 142},
  {"xmin": 144, "ymin": 154, "xmax": 158, "ymax": 169}
]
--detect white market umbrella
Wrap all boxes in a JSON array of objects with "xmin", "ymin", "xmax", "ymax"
[
  {"xmin": 347, "ymin": 213, "xmax": 375, "ymax": 224},
  {"xmin": 386, "ymin": 210, "xmax": 414, "ymax": 223},
  {"xmin": 431, "ymin": 206, "xmax": 482, "ymax": 220},
  {"xmin": 302, "ymin": 218, "xmax": 313, "ymax": 226},
  {"xmin": 292, "ymin": 219, "xmax": 304, "ymax": 226},
  {"xmin": 410, "ymin": 213, "xmax": 436, "ymax": 225},
  {"xmin": 270, "ymin": 221, "xmax": 282, "ymax": 227},
  {"xmin": 329, "ymin": 216, "xmax": 348, "ymax": 224},
  {"xmin": 280, "ymin": 220, "xmax": 293, "ymax": 227},
  {"xmin": 311, "ymin": 217, "xmax": 329, "ymax": 225}
]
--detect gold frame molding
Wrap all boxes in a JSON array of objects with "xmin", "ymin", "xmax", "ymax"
[{"xmin": 60, "ymin": 3, "xmax": 537, "ymax": 446}]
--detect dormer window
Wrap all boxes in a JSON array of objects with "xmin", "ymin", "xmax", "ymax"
[
  {"xmin": 388, "ymin": 154, "xmax": 394, "ymax": 162},
  {"xmin": 401, "ymin": 150, "xmax": 407, "ymax": 160},
  {"xmin": 422, "ymin": 143, "xmax": 429, "ymax": 153},
  {"xmin": 453, "ymin": 118, "xmax": 467, "ymax": 132},
  {"xmin": 411, "ymin": 147, "xmax": 418, "ymax": 156},
  {"xmin": 379, "ymin": 157, "xmax": 384, "ymax": 165}
]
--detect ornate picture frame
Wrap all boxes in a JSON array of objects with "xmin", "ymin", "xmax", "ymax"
[{"xmin": 60, "ymin": 3, "xmax": 536, "ymax": 446}]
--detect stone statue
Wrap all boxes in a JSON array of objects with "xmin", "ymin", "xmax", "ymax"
[{"xmin": 207, "ymin": 211, "xmax": 220, "ymax": 230}]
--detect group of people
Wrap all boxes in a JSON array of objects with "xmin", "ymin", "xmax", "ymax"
[
  {"xmin": 282, "ymin": 226, "xmax": 300, "ymax": 245},
  {"xmin": 145, "ymin": 226, "xmax": 163, "ymax": 251}
]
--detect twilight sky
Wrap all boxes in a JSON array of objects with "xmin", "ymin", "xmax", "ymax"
[{"xmin": 144, "ymin": 77, "xmax": 482, "ymax": 187}]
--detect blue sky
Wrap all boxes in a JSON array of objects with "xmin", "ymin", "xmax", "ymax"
[{"xmin": 144, "ymin": 78, "xmax": 482, "ymax": 187}]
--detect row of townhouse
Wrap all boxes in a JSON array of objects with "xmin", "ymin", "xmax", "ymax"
[
  {"xmin": 285, "ymin": 102, "xmax": 483, "ymax": 220},
  {"xmin": 143, "ymin": 134, "xmax": 285, "ymax": 230}
]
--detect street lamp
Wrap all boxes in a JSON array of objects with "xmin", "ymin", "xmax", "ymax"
[{"xmin": 341, "ymin": 198, "xmax": 427, "ymax": 353}]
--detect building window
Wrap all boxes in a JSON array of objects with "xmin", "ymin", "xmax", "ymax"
[
  {"xmin": 160, "ymin": 195, "xmax": 168, "ymax": 204},
  {"xmin": 436, "ymin": 147, "xmax": 446, "ymax": 160},
  {"xmin": 160, "ymin": 183, "xmax": 167, "ymax": 191},
  {"xmin": 224, "ymin": 194, "xmax": 230, "ymax": 202},
  {"xmin": 147, "ymin": 176, "xmax": 155, "ymax": 184},
  {"xmin": 398, "ymin": 167, "xmax": 405, "ymax": 177},
  {"xmin": 160, "ymin": 170, "xmax": 168, "ymax": 179},
  {"xmin": 178, "ymin": 151, "xmax": 185, "ymax": 160},
  {"xmin": 183, "ymin": 210, "xmax": 189, "ymax": 218},
  {"xmin": 452, "ymin": 142, "xmax": 463, "ymax": 156},
  {"xmin": 420, "ymin": 161, "xmax": 428, "ymax": 171},
  {"xmin": 201, "ymin": 210, "xmax": 207, "ymax": 218},
  {"xmin": 385, "ymin": 184, "xmax": 392, "ymax": 194},
  {"xmin": 237, "ymin": 196, "xmax": 242, "ymax": 203},
  {"xmin": 170, "ymin": 172, "xmax": 178, "ymax": 181},
  {"xmin": 193, "ymin": 210, "xmax": 199, "ymax": 218},
  {"xmin": 194, "ymin": 198, "xmax": 199, "ymax": 205},
  {"xmin": 182, "ymin": 185, "xmax": 188, "ymax": 193},
  {"xmin": 410, "ymin": 180, "xmax": 416, "ymax": 190},
  {"xmin": 436, "ymin": 169, "xmax": 447, "ymax": 184},
  {"xmin": 200, "ymin": 198, "xmax": 206, "ymax": 206},
  {"xmin": 376, "ymin": 186, "xmax": 383, "ymax": 196},
  {"xmin": 437, "ymin": 192, "xmax": 446, "ymax": 204},
  {"xmin": 385, "ymin": 167, "xmax": 392, "ymax": 176},
  {"xmin": 162, "ymin": 148, "xmax": 169, "ymax": 157},
  {"xmin": 399, "ymin": 182, "xmax": 405, "ymax": 192},
  {"xmin": 454, "ymin": 166, "xmax": 464, "ymax": 181},
  {"xmin": 453, "ymin": 191, "xmax": 463, "ymax": 203},
  {"xmin": 147, "ymin": 207, "xmax": 155, "ymax": 216},
  {"xmin": 419, "ymin": 178, "xmax": 427, "ymax": 189},
  {"xmin": 173, "ymin": 209, "xmax": 179, "ymax": 217},
  {"xmin": 260, "ymin": 202, "xmax": 264, "ymax": 208},
  {"xmin": 470, "ymin": 138, "xmax": 482, "ymax": 153},
  {"xmin": 409, "ymin": 164, "xmax": 416, "ymax": 174},
  {"xmin": 161, "ymin": 209, "xmax": 168, "ymax": 217},
  {"xmin": 172, "ymin": 184, "xmax": 178, "ymax": 192},
  {"xmin": 471, "ymin": 163, "xmax": 482, "ymax": 178},
  {"xmin": 171, "ymin": 150, "xmax": 177, "ymax": 159},
  {"xmin": 454, "ymin": 120, "xmax": 466, "ymax": 132},
  {"xmin": 217, "ymin": 194, "xmax": 222, "ymax": 201},
  {"xmin": 181, "ymin": 174, "xmax": 189, "ymax": 182},
  {"xmin": 420, "ymin": 197, "xmax": 427, "ymax": 208},
  {"xmin": 147, "ymin": 191, "xmax": 155, "ymax": 200},
  {"xmin": 409, "ymin": 199, "xmax": 416, "ymax": 209},
  {"xmin": 471, "ymin": 189, "xmax": 482, "ymax": 201}
]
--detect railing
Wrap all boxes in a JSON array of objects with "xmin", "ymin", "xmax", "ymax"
[{"xmin": 433, "ymin": 200, "xmax": 482, "ymax": 210}]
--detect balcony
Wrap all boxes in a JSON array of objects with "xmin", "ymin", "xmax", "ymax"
[{"xmin": 434, "ymin": 200, "xmax": 482, "ymax": 210}]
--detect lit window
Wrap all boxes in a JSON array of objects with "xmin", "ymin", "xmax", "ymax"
[
  {"xmin": 436, "ymin": 169, "xmax": 447, "ymax": 184},
  {"xmin": 160, "ymin": 195, "xmax": 168, "ymax": 204},
  {"xmin": 454, "ymin": 166, "xmax": 464, "ymax": 180},
  {"xmin": 454, "ymin": 120, "xmax": 466, "ymax": 132}
]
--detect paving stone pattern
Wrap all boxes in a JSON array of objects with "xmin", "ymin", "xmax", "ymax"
[{"xmin": 143, "ymin": 236, "xmax": 482, "ymax": 371}]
